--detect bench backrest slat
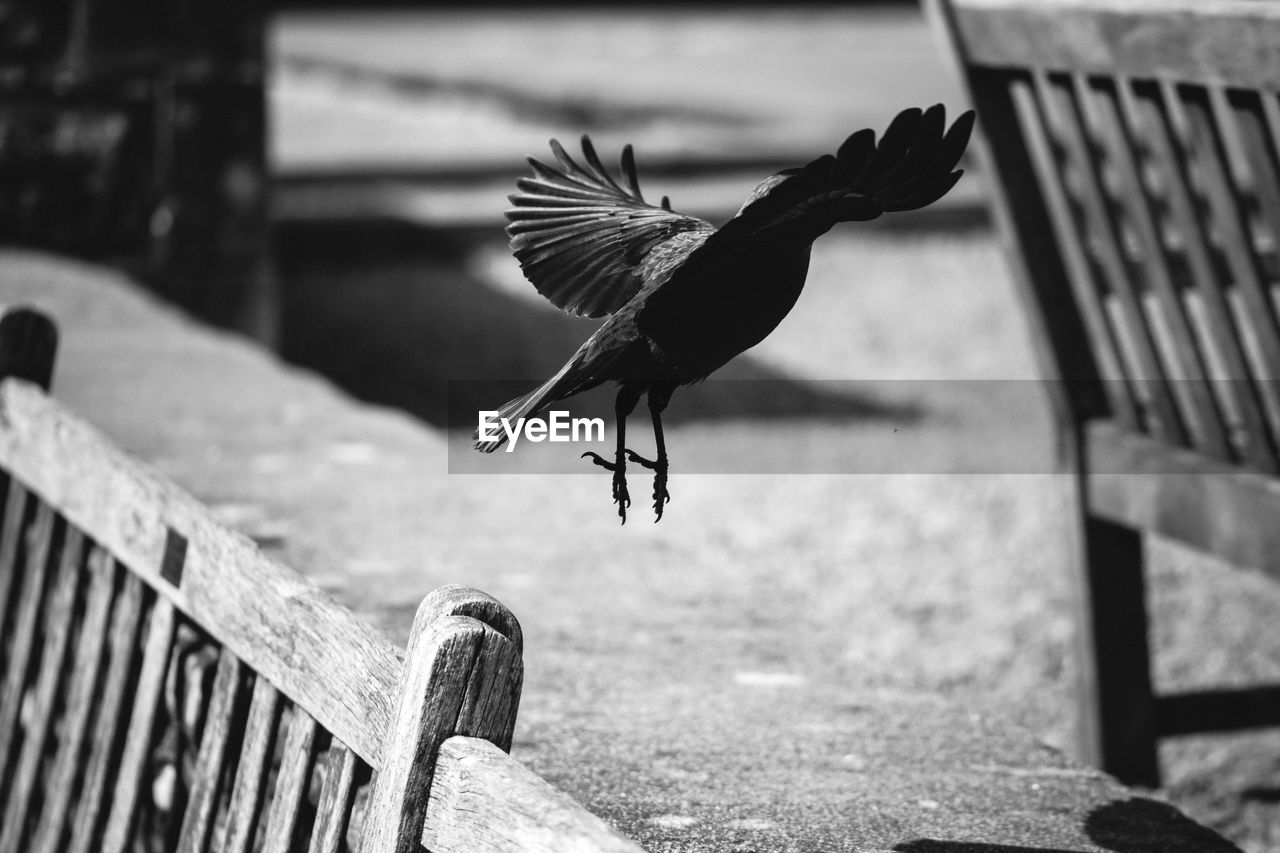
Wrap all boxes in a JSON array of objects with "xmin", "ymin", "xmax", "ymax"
[
  {"xmin": 177, "ymin": 649, "xmax": 246, "ymax": 853},
  {"xmin": 0, "ymin": 523, "xmax": 81, "ymax": 851},
  {"xmin": 101, "ymin": 595, "xmax": 177, "ymax": 853},
  {"xmin": 67, "ymin": 569, "xmax": 147, "ymax": 853},
  {"xmin": 29, "ymin": 545, "xmax": 116, "ymax": 853},
  {"xmin": 0, "ymin": 480, "xmax": 33, "ymax": 641},
  {"xmin": 0, "ymin": 499, "xmax": 55, "ymax": 782},
  {"xmin": 261, "ymin": 708, "xmax": 322, "ymax": 853},
  {"xmin": 308, "ymin": 742, "xmax": 361, "ymax": 853},
  {"xmin": 934, "ymin": 0, "xmax": 1280, "ymax": 474},
  {"xmin": 223, "ymin": 676, "xmax": 287, "ymax": 853},
  {"xmin": 947, "ymin": 0, "xmax": 1280, "ymax": 88}
]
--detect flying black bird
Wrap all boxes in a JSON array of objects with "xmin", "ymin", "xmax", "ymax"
[{"xmin": 475, "ymin": 105, "xmax": 975, "ymax": 523}]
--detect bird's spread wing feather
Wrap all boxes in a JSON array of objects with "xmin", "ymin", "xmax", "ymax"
[
  {"xmin": 637, "ymin": 105, "xmax": 974, "ymax": 340},
  {"xmin": 507, "ymin": 137, "xmax": 714, "ymax": 319},
  {"xmin": 724, "ymin": 104, "xmax": 974, "ymax": 240}
]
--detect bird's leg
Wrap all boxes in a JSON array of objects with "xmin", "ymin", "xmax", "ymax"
[
  {"xmin": 625, "ymin": 383, "xmax": 674, "ymax": 521},
  {"xmin": 581, "ymin": 385, "xmax": 641, "ymax": 523}
]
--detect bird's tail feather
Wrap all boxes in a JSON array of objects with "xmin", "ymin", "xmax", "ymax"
[
  {"xmin": 473, "ymin": 361, "xmax": 581, "ymax": 453},
  {"xmin": 734, "ymin": 105, "xmax": 976, "ymax": 235}
]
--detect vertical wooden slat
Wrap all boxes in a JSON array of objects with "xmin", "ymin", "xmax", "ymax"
[
  {"xmin": 306, "ymin": 743, "xmax": 360, "ymax": 853},
  {"xmin": 0, "ymin": 500, "xmax": 57, "ymax": 781},
  {"xmin": 1009, "ymin": 74, "xmax": 1141, "ymax": 430},
  {"xmin": 929, "ymin": 1, "xmax": 1113, "ymax": 437},
  {"xmin": 1174, "ymin": 83, "xmax": 1280, "ymax": 445},
  {"xmin": 219, "ymin": 676, "xmax": 284, "ymax": 853},
  {"xmin": 1124, "ymin": 80, "xmax": 1278, "ymax": 471},
  {"xmin": 261, "ymin": 708, "xmax": 320, "ymax": 853},
  {"xmin": 0, "ymin": 527, "xmax": 84, "ymax": 852},
  {"xmin": 1085, "ymin": 76, "xmax": 1234, "ymax": 460},
  {"xmin": 1260, "ymin": 93, "xmax": 1280, "ymax": 204},
  {"xmin": 0, "ymin": 479, "xmax": 32, "ymax": 641},
  {"xmin": 66, "ymin": 570, "xmax": 147, "ymax": 853},
  {"xmin": 99, "ymin": 595, "xmax": 178, "ymax": 853},
  {"xmin": 176, "ymin": 650, "xmax": 247, "ymax": 853},
  {"xmin": 1040, "ymin": 70, "xmax": 1189, "ymax": 445},
  {"xmin": 29, "ymin": 546, "xmax": 117, "ymax": 853},
  {"xmin": 1225, "ymin": 89, "xmax": 1280, "ymax": 252}
]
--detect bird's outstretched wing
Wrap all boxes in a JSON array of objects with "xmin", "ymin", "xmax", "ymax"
[
  {"xmin": 506, "ymin": 137, "xmax": 714, "ymax": 319},
  {"xmin": 709, "ymin": 104, "xmax": 974, "ymax": 248}
]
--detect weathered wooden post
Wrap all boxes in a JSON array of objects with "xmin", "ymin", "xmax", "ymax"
[
  {"xmin": 363, "ymin": 584, "xmax": 525, "ymax": 853},
  {"xmin": 0, "ymin": 0, "xmax": 276, "ymax": 343}
]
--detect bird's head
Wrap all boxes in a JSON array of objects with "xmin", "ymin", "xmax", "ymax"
[{"xmin": 734, "ymin": 168, "xmax": 802, "ymax": 217}]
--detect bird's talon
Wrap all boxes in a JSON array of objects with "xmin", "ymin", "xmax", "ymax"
[
  {"xmin": 614, "ymin": 476, "xmax": 631, "ymax": 523},
  {"xmin": 650, "ymin": 467, "xmax": 670, "ymax": 522},
  {"xmin": 625, "ymin": 449, "xmax": 657, "ymax": 469},
  {"xmin": 582, "ymin": 451, "xmax": 619, "ymax": 472}
]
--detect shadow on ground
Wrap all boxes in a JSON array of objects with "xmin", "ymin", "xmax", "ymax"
[
  {"xmin": 277, "ymin": 220, "xmax": 916, "ymax": 430},
  {"xmin": 894, "ymin": 796, "xmax": 1243, "ymax": 853}
]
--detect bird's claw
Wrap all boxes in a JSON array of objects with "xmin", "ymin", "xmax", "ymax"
[
  {"xmin": 581, "ymin": 451, "xmax": 632, "ymax": 523},
  {"xmin": 624, "ymin": 450, "xmax": 671, "ymax": 522}
]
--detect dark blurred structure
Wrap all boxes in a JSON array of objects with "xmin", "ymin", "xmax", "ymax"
[{"xmin": 0, "ymin": 0, "xmax": 275, "ymax": 342}]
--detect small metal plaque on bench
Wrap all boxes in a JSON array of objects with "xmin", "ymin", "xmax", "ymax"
[{"xmin": 161, "ymin": 528, "xmax": 188, "ymax": 587}]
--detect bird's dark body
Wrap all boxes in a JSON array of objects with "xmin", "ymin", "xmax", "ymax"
[
  {"xmin": 475, "ymin": 105, "xmax": 975, "ymax": 520},
  {"xmin": 636, "ymin": 242, "xmax": 812, "ymax": 382}
]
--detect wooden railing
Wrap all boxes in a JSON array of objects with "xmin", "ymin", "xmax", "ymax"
[{"xmin": 0, "ymin": 306, "xmax": 644, "ymax": 852}]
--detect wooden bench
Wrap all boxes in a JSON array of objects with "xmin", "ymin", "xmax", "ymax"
[
  {"xmin": 928, "ymin": 0, "xmax": 1280, "ymax": 786},
  {"xmin": 0, "ymin": 306, "xmax": 644, "ymax": 852}
]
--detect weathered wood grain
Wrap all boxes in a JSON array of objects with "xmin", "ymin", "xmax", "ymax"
[
  {"xmin": 1172, "ymin": 84, "xmax": 1280, "ymax": 443},
  {"xmin": 29, "ymin": 546, "xmax": 116, "ymax": 853},
  {"xmin": 221, "ymin": 676, "xmax": 284, "ymax": 853},
  {"xmin": 261, "ymin": 707, "xmax": 320, "ymax": 853},
  {"xmin": 1008, "ymin": 73, "xmax": 1137, "ymax": 427},
  {"xmin": 0, "ymin": 478, "xmax": 32, "ymax": 640},
  {"xmin": 0, "ymin": 526, "xmax": 83, "ymax": 852},
  {"xmin": 306, "ymin": 742, "xmax": 361, "ymax": 853},
  {"xmin": 100, "ymin": 596, "xmax": 177, "ymax": 853},
  {"xmin": 0, "ymin": 379, "xmax": 400, "ymax": 766},
  {"xmin": 176, "ymin": 650, "xmax": 247, "ymax": 853},
  {"xmin": 1085, "ymin": 77, "xmax": 1231, "ymax": 460},
  {"xmin": 0, "ymin": 351, "xmax": 643, "ymax": 851},
  {"xmin": 949, "ymin": 0, "xmax": 1280, "ymax": 88},
  {"xmin": 929, "ymin": 0, "xmax": 1280, "ymax": 790},
  {"xmin": 0, "ymin": 500, "xmax": 56, "ymax": 783},
  {"xmin": 66, "ymin": 571, "xmax": 147, "ymax": 853},
  {"xmin": 362, "ymin": 586, "xmax": 524, "ymax": 853},
  {"xmin": 1121, "ymin": 80, "xmax": 1278, "ymax": 471},
  {"xmin": 1040, "ymin": 71, "xmax": 1187, "ymax": 444},
  {"xmin": 425, "ymin": 737, "xmax": 646, "ymax": 853},
  {"xmin": 1087, "ymin": 421, "xmax": 1280, "ymax": 580}
]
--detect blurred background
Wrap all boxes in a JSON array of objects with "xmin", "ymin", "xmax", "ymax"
[{"xmin": 3, "ymin": 1, "xmax": 1280, "ymax": 850}]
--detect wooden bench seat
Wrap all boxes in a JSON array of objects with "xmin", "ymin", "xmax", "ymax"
[
  {"xmin": 0, "ymin": 306, "xmax": 643, "ymax": 852},
  {"xmin": 929, "ymin": 0, "xmax": 1280, "ymax": 785}
]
